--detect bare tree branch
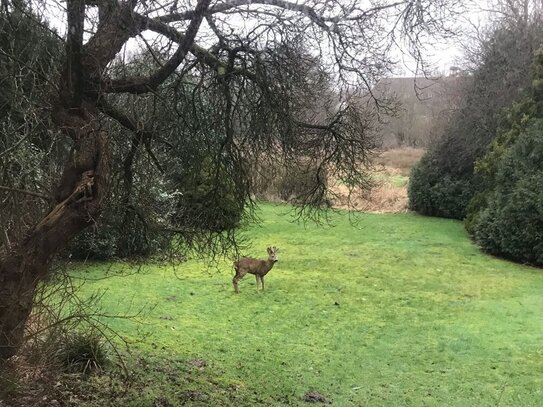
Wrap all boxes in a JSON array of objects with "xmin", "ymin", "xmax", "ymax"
[
  {"xmin": 97, "ymin": 99, "xmax": 165, "ymax": 174},
  {"xmin": 0, "ymin": 185, "xmax": 50, "ymax": 201},
  {"xmin": 157, "ymin": 0, "xmax": 407, "ymax": 26},
  {"xmin": 66, "ymin": 0, "xmax": 85, "ymax": 107},
  {"xmin": 103, "ymin": 0, "xmax": 212, "ymax": 94}
]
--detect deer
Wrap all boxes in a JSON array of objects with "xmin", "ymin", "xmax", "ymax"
[{"xmin": 233, "ymin": 246, "xmax": 279, "ymax": 293}]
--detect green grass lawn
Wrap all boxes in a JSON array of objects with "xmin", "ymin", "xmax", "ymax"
[
  {"xmin": 372, "ymin": 172, "xmax": 409, "ymax": 187},
  {"xmin": 72, "ymin": 203, "xmax": 543, "ymax": 406}
]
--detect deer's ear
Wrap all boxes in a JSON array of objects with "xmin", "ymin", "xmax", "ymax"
[
  {"xmin": 274, "ymin": 247, "xmax": 279, "ymax": 253},
  {"xmin": 267, "ymin": 247, "xmax": 271, "ymax": 254}
]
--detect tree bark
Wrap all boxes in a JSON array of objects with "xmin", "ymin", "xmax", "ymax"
[{"xmin": 0, "ymin": 104, "xmax": 110, "ymax": 360}]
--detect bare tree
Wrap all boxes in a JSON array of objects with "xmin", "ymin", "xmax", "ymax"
[
  {"xmin": 0, "ymin": 0, "xmax": 463, "ymax": 360},
  {"xmin": 484, "ymin": 0, "xmax": 543, "ymax": 24}
]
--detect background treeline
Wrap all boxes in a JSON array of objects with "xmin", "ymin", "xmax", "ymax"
[
  {"xmin": 409, "ymin": 9, "xmax": 543, "ymax": 265},
  {"xmin": 374, "ymin": 75, "xmax": 466, "ymax": 149}
]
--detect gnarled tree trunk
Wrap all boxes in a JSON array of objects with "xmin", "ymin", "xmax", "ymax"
[{"xmin": 0, "ymin": 104, "xmax": 110, "ymax": 360}]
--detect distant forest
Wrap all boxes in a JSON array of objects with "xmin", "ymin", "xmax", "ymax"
[{"xmin": 375, "ymin": 74, "xmax": 465, "ymax": 148}]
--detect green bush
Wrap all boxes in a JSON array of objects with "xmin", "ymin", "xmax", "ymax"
[
  {"xmin": 66, "ymin": 204, "xmax": 169, "ymax": 260},
  {"xmin": 408, "ymin": 154, "xmax": 475, "ymax": 219},
  {"xmin": 54, "ymin": 331, "xmax": 109, "ymax": 374},
  {"xmin": 170, "ymin": 156, "xmax": 243, "ymax": 233},
  {"xmin": 66, "ymin": 224, "xmax": 118, "ymax": 261},
  {"xmin": 473, "ymin": 120, "xmax": 543, "ymax": 265},
  {"xmin": 464, "ymin": 191, "xmax": 489, "ymax": 234}
]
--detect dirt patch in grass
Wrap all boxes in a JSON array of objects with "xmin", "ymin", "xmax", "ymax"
[
  {"xmin": 180, "ymin": 390, "xmax": 209, "ymax": 403},
  {"xmin": 188, "ymin": 358, "xmax": 207, "ymax": 369},
  {"xmin": 1, "ymin": 357, "xmax": 67, "ymax": 407},
  {"xmin": 152, "ymin": 397, "xmax": 174, "ymax": 407},
  {"xmin": 303, "ymin": 390, "xmax": 331, "ymax": 404}
]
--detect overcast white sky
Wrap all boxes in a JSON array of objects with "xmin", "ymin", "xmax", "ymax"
[{"xmin": 398, "ymin": 2, "xmax": 492, "ymax": 76}]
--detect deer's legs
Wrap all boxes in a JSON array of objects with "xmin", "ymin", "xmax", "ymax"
[
  {"xmin": 233, "ymin": 270, "xmax": 246, "ymax": 294},
  {"xmin": 255, "ymin": 275, "xmax": 261, "ymax": 291}
]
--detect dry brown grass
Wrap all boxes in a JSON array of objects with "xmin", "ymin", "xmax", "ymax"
[
  {"xmin": 330, "ymin": 147, "xmax": 425, "ymax": 213},
  {"xmin": 331, "ymin": 178, "xmax": 408, "ymax": 213},
  {"xmin": 374, "ymin": 147, "xmax": 425, "ymax": 176},
  {"xmin": 250, "ymin": 148, "xmax": 424, "ymax": 213}
]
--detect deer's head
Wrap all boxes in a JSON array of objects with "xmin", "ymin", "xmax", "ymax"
[{"xmin": 267, "ymin": 246, "xmax": 279, "ymax": 263}]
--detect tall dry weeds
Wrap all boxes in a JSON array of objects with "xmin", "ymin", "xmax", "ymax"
[
  {"xmin": 374, "ymin": 148, "xmax": 425, "ymax": 175},
  {"xmin": 330, "ymin": 148, "xmax": 424, "ymax": 212}
]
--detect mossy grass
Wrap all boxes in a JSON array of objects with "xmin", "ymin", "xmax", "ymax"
[{"xmin": 71, "ymin": 203, "xmax": 543, "ymax": 406}]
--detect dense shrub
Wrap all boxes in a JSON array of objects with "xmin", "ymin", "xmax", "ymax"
[
  {"xmin": 66, "ymin": 191, "xmax": 170, "ymax": 260},
  {"xmin": 169, "ymin": 156, "xmax": 244, "ymax": 233},
  {"xmin": 67, "ymin": 225, "xmax": 118, "ymax": 261},
  {"xmin": 466, "ymin": 48, "xmax": 543, "ymax": 265},
  {"xmin": 464, "ymin": 101, "xmax": 536, "ymax": 233},
  {"xmin": 472, "ymin": 119, "xmax": 543, "ymax": 265},
  {"xmin": 409, "ymin": 19, "xmax": 543, "ymax": 219},
  {"xmin": 408, "ymin": 153, "xmax": 475, "ymax": 219},
  {"xmin": 66, "ymin": 211, "xmax": 168, "ymax": 260}
]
